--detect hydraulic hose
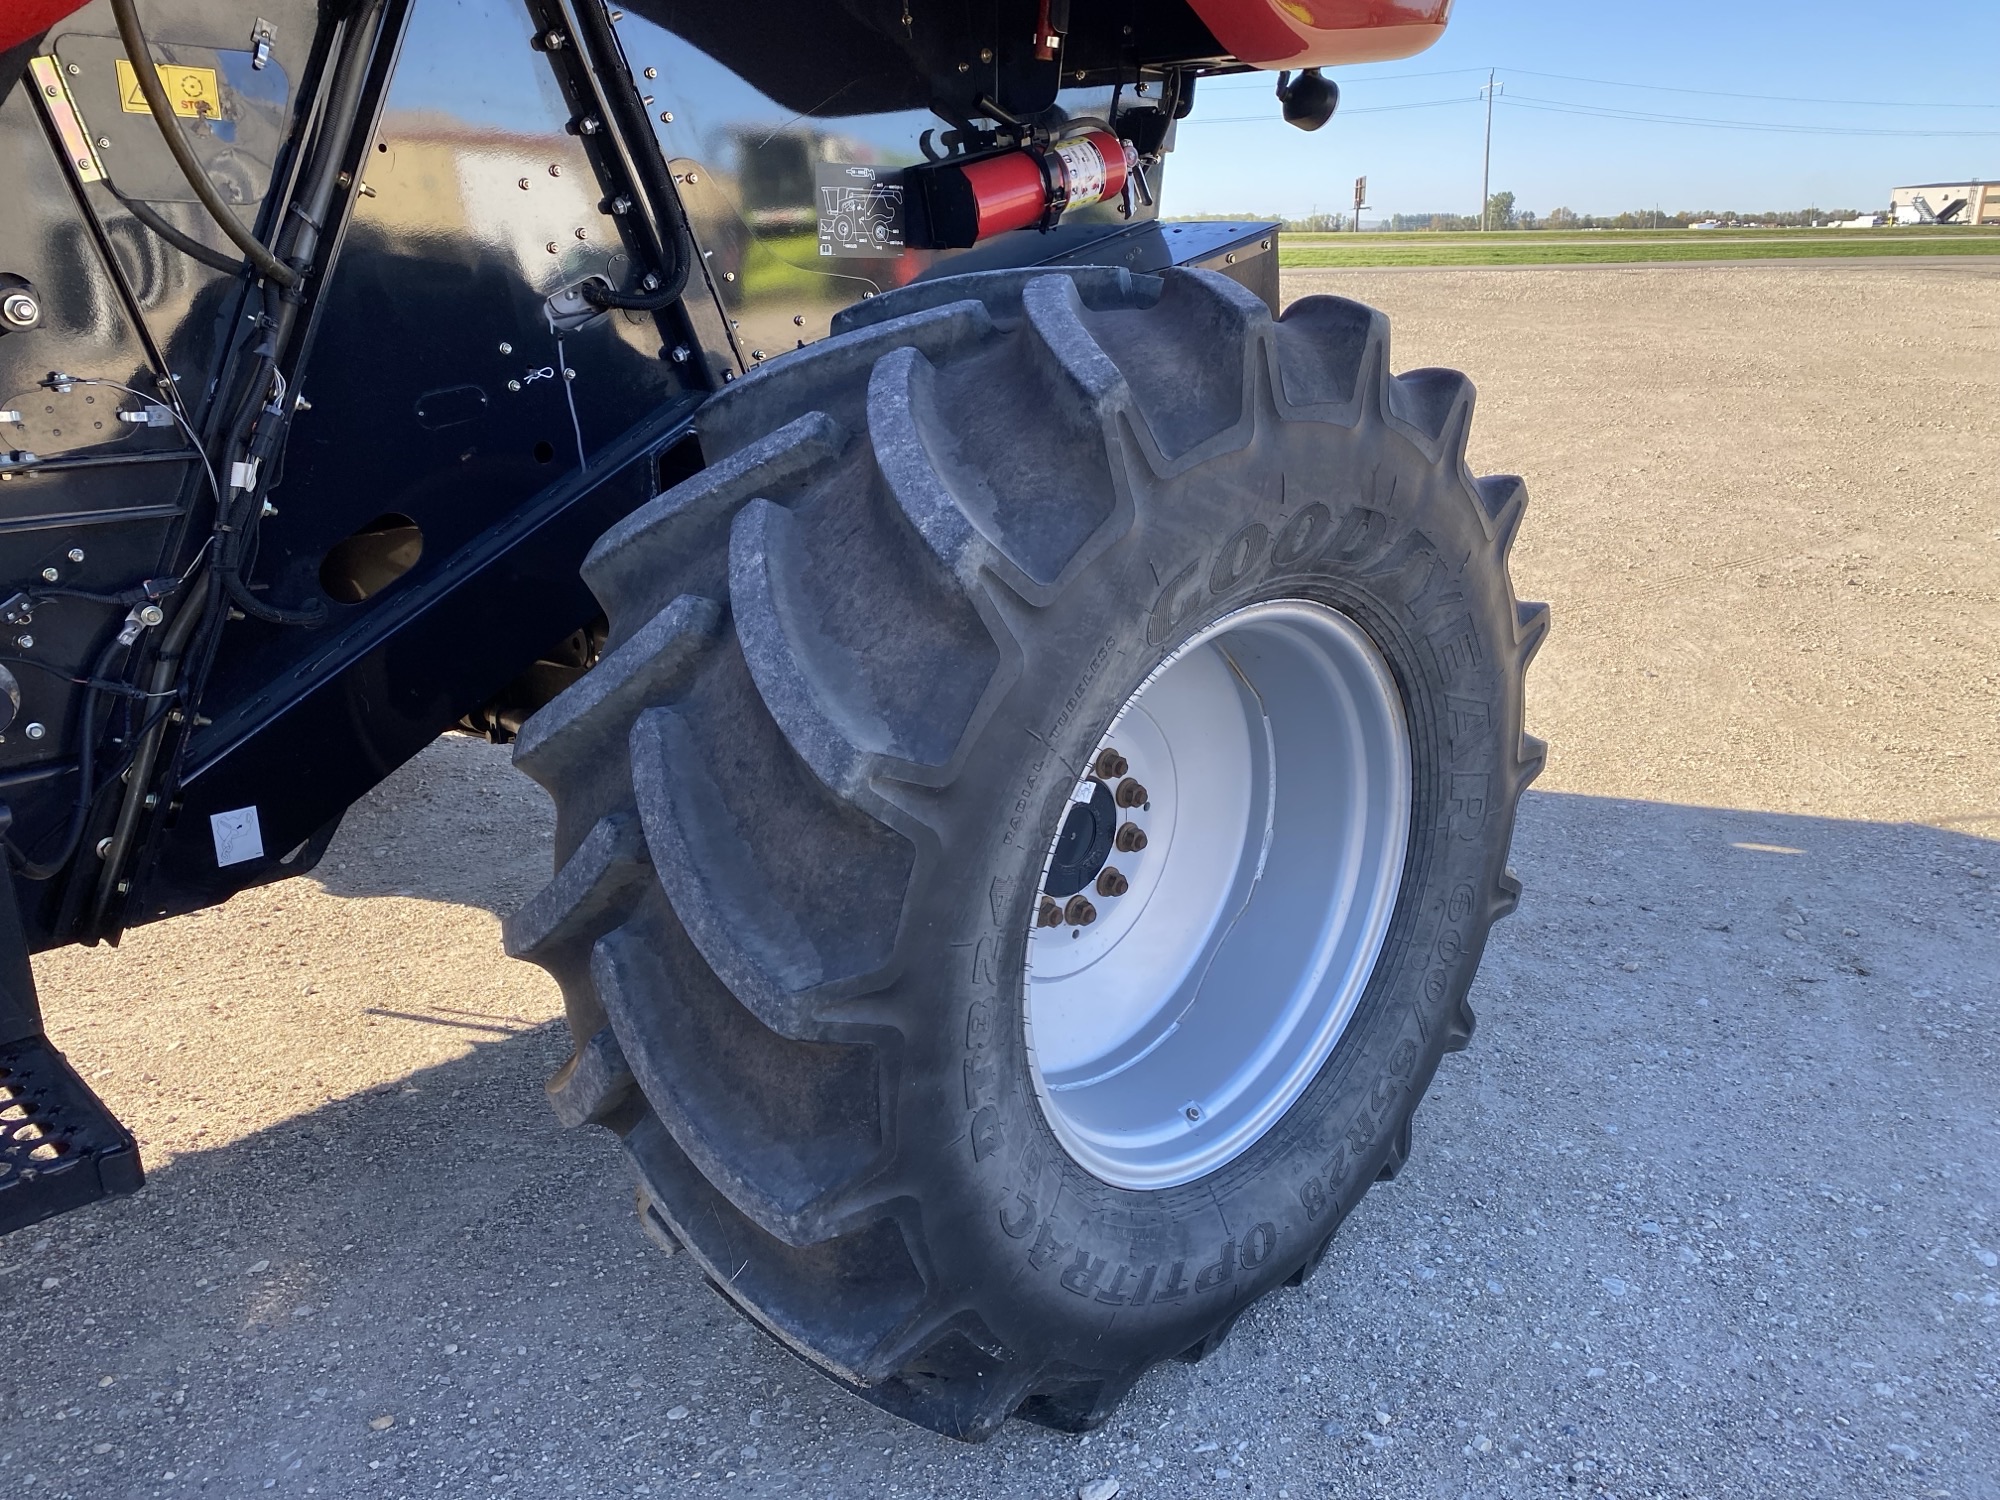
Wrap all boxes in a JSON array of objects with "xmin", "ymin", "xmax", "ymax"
[
  {"xmin": 111, "ymin": 188, "xmax": 248, "ymax": 277},
  {"xmin": 566, "ymin": 0, "xmax": 692, "ymax": 314},
  {"xmin": 8, "ymin": 636, "xmax": 131, "ymax": 881},
  {"xmin": 109, "ymin": 0, "xmax": 298, "ymax": 287},
  {"xmin": 79, "ymin": 1, "xmax": 388, "ymax": 927},
  {"xmin": 81, "ymin": 581, "xmax": 207, "ymax": 927}
]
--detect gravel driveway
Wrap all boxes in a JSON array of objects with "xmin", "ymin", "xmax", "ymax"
[{"xmin": 5, "ymin": 261, "xmax": 1996, "ymax": 1499}]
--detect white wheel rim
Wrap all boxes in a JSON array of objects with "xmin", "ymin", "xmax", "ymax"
[{"xmin": 1024, "ymin": 600, "xmax": 1413, "ymax": 1190}]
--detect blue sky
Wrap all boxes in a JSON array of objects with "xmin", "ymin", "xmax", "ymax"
[{"xmin": 1170, "ymin": 0, "xmax": 2000, "ymax": 219}]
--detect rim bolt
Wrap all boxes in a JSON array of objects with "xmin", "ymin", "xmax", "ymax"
[
  {"xmin": 1114, "ymin": 823, "xmax": 1148, "ymax": 853},
  {"xmin": 1114, "ymin": 777, "xmax": 1148, "ymax": 808},
  {"xmin": 1037, "ymin": 896, "xmax": 1065, "ymax": 928},
  {"xmin": 1095, "ymin": 867, "xmax": 1128, "ymax": 898},
  {"xmin": 1092, "ymin": 748, "xmax": 1128, "ymax": 779},
  {"xmin": 1063, "ymin": 895, "xmax": 1097, "ymax": 926}
]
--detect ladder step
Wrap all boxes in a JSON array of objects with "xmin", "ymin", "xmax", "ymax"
[{"xmin": 0, "ymin": 1036, "xmax": 143, "ymax": 1236}]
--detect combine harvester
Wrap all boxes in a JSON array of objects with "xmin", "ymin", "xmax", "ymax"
[{"xmin": 0, "ymin": 0, "xmax": 1542, "ymax": 1434}]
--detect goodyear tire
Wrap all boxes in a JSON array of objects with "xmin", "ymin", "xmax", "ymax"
[{"xmin": 507, "ymin": 266, "xmax": 1545, "ymax": 1439}]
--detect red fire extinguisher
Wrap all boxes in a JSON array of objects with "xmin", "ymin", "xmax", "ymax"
[{"xmin": 913, "ymin": 128, "xmax": 1138, "ymax": 248}]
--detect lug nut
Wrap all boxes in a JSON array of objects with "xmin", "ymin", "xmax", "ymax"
[
  {"xmin": 1095, "ymin": 867, "xmax": 1128, "ymax": 898},
  {"xmin": 1037, "ymin": 896, "xmax": 1064, "ymax": 928},
  {"xmin": 1064, "ymin": 895, "xmax": 1097, "ymax": 926},
  {"xmin": 1114, "ymin": 777, "xmax": 1148, "ymax": 808},
  {"xmin": 1093, "ymin": 748, "xmax": 1128, "ymax": 779},
  {"xmin": 1115, "ymin": 823, "xmax": 1148, "ymax": 853}
]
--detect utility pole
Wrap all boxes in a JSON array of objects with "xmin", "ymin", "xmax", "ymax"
[{"xmin": 1480, "ymin": 69, "xmax": 1500, "ymax": 230}]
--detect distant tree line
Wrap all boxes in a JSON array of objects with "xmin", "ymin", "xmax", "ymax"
[
  {"xmin": 1178, "ymin": 198, "xmax": 1868, "ymax": 233},
  {"xmin": 1391, "ymin": 194, "xmax": 1864, "ymax": 231}
]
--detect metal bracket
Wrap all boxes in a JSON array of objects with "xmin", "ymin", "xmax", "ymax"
[{"xmin": 544, "ymin": 276, "xmax": 611, "ymax": 333}]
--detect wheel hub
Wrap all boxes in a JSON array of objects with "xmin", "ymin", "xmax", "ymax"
[{"xmin": 1023, "ymin": 600, "xmax": 1413, "ymax": 1190}]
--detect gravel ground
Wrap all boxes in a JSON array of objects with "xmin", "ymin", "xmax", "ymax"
[{"xmin": 4, "ymin": 262, "xmax": 1996, "ymax": 1498}]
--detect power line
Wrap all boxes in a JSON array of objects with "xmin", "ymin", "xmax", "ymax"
[
  {"xmin": 1202, "ymin": 64, "xmax": 1998, "ymax": 112},
  {"xmin": 1199, "ymin": 96, "xmax": 1480, "ymax": 125},
  {"xmin": 1198, "ymin": 65, "xmax": 1490, "ymax": 92},
  {"xmin": 1500, "ymin": 94, "xmax": 2000, "ymax": 139},
  {"xmin": 1500, "ymin": 67, "xmax": 2000, "ymax": 112}
]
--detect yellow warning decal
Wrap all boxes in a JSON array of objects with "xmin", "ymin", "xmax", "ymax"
[{"xmin": 115, "ymin": 57, "xmax": 221, "ymax": 119}]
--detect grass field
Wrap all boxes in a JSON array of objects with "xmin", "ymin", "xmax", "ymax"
[{"xmin": 1271, "ymin": 225, "xmax": 2000, "ymax": 268}]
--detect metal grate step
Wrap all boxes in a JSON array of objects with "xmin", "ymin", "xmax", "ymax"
[{"xmin": 0, "ymin": 1036, "xmax": 143, "ymax": 1236}]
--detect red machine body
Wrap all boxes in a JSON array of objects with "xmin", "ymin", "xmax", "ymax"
[
  {"xmin": 0, "ymin": 0, "xmax": 95, "ymax": 53},
  {"xmin": 947, "ymin": 128, "xmax": 1137, "ymax": 243},
  {"xmin": 1184, "ymin": 0, "xmax": 1454, "ymax": 68}
]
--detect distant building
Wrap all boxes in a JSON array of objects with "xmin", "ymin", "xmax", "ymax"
[{"xmin": 1889, "ymin": 181, "xmax": 2000, "ymax": 225}]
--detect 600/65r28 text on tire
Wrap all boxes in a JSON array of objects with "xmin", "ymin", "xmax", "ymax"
[{"xmin": 504, "ymin": 265, "xmax": 1546, "ymax": 1438}]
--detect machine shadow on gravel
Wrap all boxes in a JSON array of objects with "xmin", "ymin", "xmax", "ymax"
[{"xmin": 5, "ymin": 788, "xmax": 1994, "ymax": 1494}]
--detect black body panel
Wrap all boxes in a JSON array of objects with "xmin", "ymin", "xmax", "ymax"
[{"xmin": 0, "ymin": 0, "xmax": 1274, "ymax": 956}]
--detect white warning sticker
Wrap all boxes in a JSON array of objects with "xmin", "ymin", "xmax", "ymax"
[
  {"xmin": 211, "ymin": 805, "xmax": 264, "ymax": 867},
  {"xmin": 1052, "ymin": 136, "xmax": 1109, "ymax": 208}
]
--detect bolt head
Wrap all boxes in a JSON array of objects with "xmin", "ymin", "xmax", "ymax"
[
  {"xmin": 24, "ymin": 722, "xmax": 45, "ymax": 740},
  {"xmin": 95, "ymin": 136, "xmax": 110, "ymax": 150},
  {"xmin": 1095, "ymin": 866, "xmax": 1128, "ymax": 898},
  {"xmin": 498, "ymin": 341, "xmax": 513, "ymax": 354},
  {"xmin": 66, "ymin": 547, "xmax": 84, "ymax": 562},
  {"xmin": 14, "ymin": 635, "xmax": 32, "ymax": 650},
  {"xmin": 641, "ymin": 273, "xmax": 660, "ymax": 291},
  {"xmin": 517, "ymin": 176, "xmax": 530, "ymax": 189},
  {"xmin": 545, "ymin": 241, "xmax": 559, "ymax": 254},
  {"xmin": 562, "ymin": 368, "xmax": 576, "ymax": 380},
  {"xmin": 507, "ymin": 379, "xmax": 522, "ymax": 392},
  {"xmin": 138, "ymin": 604, "xmax": 164, "ymax": 626},
  {"xmin": 575, "ymin": 226, "xmax": 588, "ymax": 240},
  {"xmin": 548, "ymin": 163, "xmax": 561, "ymax": 177},
  {"xmin": 96, "ymin": 837, "xmax": 114, "ymax": 858},
  {"xmin": 1063, "ymin": 895, "xmax": 1097, "ymax": 926},
  {"xmin": 660, "ymin": 110, "xmax": 674, "ymax": 123},
  {"xmin": 1, "ymin": 292, "xmax": 40, "ymax": 328},
  {"xmin": 1114, "ymin": 777, "xmax": 1148, "ymax": 808},
  {"xmin": 670, "ymin": 346, "xmax": 690, "ymax": 363},
  {"xmin": 1115, "ymin": 822, "xmax": 1148, "ymax": 853},
  {"xmin": 792, "ymin": 314, "xmax": 805, "ymax": 327},
  {"xmin": 66, "ymin": 62, "xmax": 80, "ymax": 75},
  {"xmin": 644, "ymin": 67, "xmax": 658, "ymax": 80},
  {"xmin": 40, "ymin": 566, "xmax": 59, "ymax": 582},
  {"xmin": 1037, "ymin": 896, "xmax": 1064, "ymax": 928},
  {"xmin": 1092, "ymin": 748, "xmax": 1128, "ymax": 779},
  {"xmin": 722, "ymin": 269, "xmax": 735, "ymax": 282}
]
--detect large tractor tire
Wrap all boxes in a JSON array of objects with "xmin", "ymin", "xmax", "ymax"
[{"xmin": 507, "ymin": 266, "xmax": 1545, "ymax": 1439}]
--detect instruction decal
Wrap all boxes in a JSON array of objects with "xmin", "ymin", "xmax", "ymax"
[
  {"xmin": 816, "ymin": 163, "xmax": 904, "ymax": 258},
  {"xmin": 211, "ymin": 805, "xmax": 264, "ymax": 868}
]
